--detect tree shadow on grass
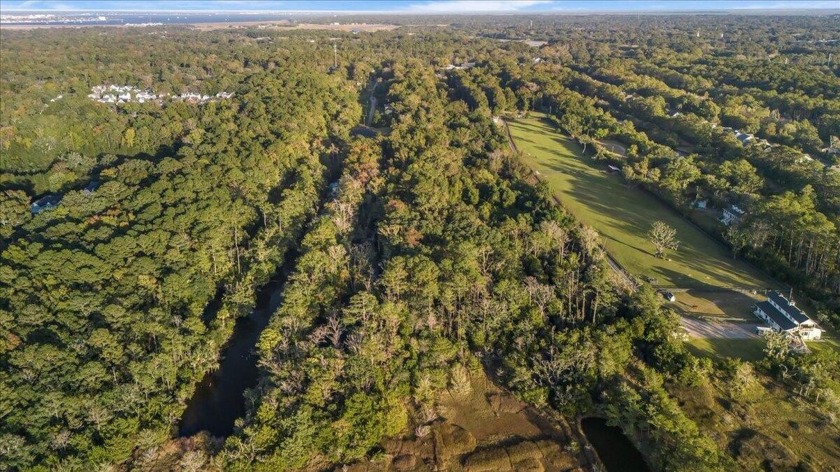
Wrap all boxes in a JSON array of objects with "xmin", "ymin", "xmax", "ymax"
[
  {"xmin": 600, "ymin": 233, "xmax": 654, "ymax": 257},
  {"xmin": 510, "ymin": 117, "xmax": 779, "ymax": 291}
]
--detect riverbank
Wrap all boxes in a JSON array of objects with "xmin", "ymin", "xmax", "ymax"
[{"xmin": 178, "ymin": 250, "xmax": 295, "ymax": 437}]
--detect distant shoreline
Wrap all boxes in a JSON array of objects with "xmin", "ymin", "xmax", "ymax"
[
  {"xmin": 190, "ymin": 21, "xmax": 399, "ymax": 31},
  {"xmin": 0, "ymin": 21, "xmax": 401, "ymax": 31},
  {"xmin": 1, "ymin": 8, "xmax": 837, "ymax": 30}
]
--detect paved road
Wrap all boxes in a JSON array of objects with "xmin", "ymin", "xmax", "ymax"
[
  {"xmin": 680, "ymin": 316, "xmax": 761, "ymax": 339},
  {"xmin": 366, "ymin": 80, "xmax": 379, "ymax": 126}
]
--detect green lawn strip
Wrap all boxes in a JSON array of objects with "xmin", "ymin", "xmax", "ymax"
[
  {"xmin": 671, "ymin": 290, "xmax": 762, "ymax": 321},
  {"xmin": 808, "ymin": 336, "xmax": 840, "ymax": 354},
  {"xmin": 685, "ymin": 338, "xmax": 766, "ymax": 362},
  {"xmin": 507, "ymin": 114, "xmax": 773, "ymax": 291}
]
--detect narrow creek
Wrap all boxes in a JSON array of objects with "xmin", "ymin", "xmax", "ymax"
[
  {"xmin": 581, "ymin": 417, "xmax": 650, "ymax": 472},
  {"xmin": 178, "ymin": 256, "xmax": 294, "ymax": 438}
]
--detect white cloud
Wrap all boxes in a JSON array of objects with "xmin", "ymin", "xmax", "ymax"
[{"xmin": 403, "ymin": 0, "xmax": 552, "ymax": 13}]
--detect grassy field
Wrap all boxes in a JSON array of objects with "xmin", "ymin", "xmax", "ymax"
[
  {"xmin": 809, "ymin": 336, "xmax": 840, "ymax": 354},
  {"xmin": 685, "ymin": 338, "xmax": 766, "ymax": 362},
  {"xmin": 508, "ymin": 114, "xmax": 774, "ymax": 292},
  {"xmin": 345, "ymin": 370, "xmax": 583, "ymax": 471},
  {"xmin": 671, "ymin": 375, "xmax": 840, "ymax": 471},
  {"xmin": 674, "ymin": 290, "xmax": 763, "ymax": 321}
]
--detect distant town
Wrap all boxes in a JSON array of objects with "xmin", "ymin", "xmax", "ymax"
[{"xmin": 86, "ymin": 84, "xmax": 233, "ymax": 105}]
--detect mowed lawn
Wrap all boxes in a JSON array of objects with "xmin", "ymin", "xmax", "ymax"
[
  {"xmin": 685, "ymin": 338, "xmax": 766, "ymax": 362},
  {"xmin": 508, "ymin": 114, "xmax": 773, "ymax": 291}
]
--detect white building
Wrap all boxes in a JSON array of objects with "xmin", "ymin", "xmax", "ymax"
[
  {"xmin": 721, "ymin": 205, "xmax": 745, "ymax": 226},
  {"xmin": 31, "ymin": 194, "xmax": 61, "ymax": 215},
  {"xmin": 734, "ymin": 131, "xmax": 756, "ymax": 145},
  {"xmin": 753, "ymin": 291, "xmax": 822, "ymax": 340}
]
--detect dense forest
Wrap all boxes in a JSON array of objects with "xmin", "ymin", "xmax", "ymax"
[{"xmin": 1, "ymin": 13, "xmax": 839, "ymax": 472}]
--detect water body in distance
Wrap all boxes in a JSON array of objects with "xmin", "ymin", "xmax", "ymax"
[
  {"xmin": 581, "ymin": 417, "xmax": 650, "ymax": 472},
  {"xmin": 1, "ymin": 11, "xmax": 302, "ymax": 27},
  {"xmin": 178, "ymin": 266, "xmax": 290, "ymax": 438}
]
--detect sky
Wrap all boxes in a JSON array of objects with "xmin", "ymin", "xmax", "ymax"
[{"xmin": 1, "ymin": 0, "xmax": 838, "ymax": 13}]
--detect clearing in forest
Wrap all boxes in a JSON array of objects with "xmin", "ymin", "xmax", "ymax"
[{"xmin": 507, "ymin": 113, "xmax": 776, "ymax": 315}]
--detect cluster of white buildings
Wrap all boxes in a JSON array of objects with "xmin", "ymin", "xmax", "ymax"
[
  {"xmin": 1, "ymin": 13, "xmax": 107, "ymax": 24},
  {"xmin": 87, "ymin": 85, "xmax": 233, "ymax": 105}
]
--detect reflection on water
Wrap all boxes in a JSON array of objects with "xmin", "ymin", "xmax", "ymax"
[
  {"xmin": 179, "ymin": 274, "xmax": 286, "ymax": 438},
  {"xmin": 581, "ymin": 417, "xmax": 649, "ymax": 472}
]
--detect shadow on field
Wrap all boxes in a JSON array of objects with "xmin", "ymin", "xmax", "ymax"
[{"xmin": 513, "ymin": 117, "xmax": 771, "ymax": 291}]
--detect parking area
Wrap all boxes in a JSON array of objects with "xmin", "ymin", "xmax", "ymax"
[{"xmin": 680, "ymin": 316, "xmax": 761, "ymax": 339}]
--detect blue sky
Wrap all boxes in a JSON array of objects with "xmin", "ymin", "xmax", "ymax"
[{"xmin": 1, "ymin": 0, "xmax": 838, "ymax": 12}]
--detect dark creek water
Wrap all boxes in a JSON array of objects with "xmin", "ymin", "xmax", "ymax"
[
  {"xmin": 178, "ymin": 271, "xmax": 288, "ymax": 438},
  {"xmin": 581, "ymin": 417, "xmax": 650, "ymax": 472}
]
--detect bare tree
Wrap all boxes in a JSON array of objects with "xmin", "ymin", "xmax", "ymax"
[
  {"xmin": 326, "ymin": 314, "xmax": 343, "ymax": 348},
  {"xmin": 541, "ymin": 220, "xmax": 570, "ymax": 259},
  {"xmin": 648, "ymin": 221, "xmax": 679, "ymax": 258},
  {"xmin": 524, "ymin": 277, "xmax": 555, "ymax": 319},
  {"xmin": 180, "ymin": 450, "xmax": 208, "ymax": 472},
  {"xmin": 330, "ymin": 200, "xmax": 356, "ymax": 235},
  {"xmin": 308, "ymin": 325, "xmax": 330, "ymax": 346},
  {"xmin": 577, "ymin": 224, "xmax": 602, "ymax": 262}
]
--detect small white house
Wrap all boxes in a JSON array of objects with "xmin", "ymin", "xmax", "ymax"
[
  {"xmin": 753, "ymin": 291, "xmax": 821, "ymax": 340},
  {"xmin": 31, "ymin": 194, "xmax": 61, "ymax": 215},
  {"xmin": 721, "ymin": 205, "xmax": 745, "ymax": 226},
  {"xmin": 736, "ymin": 132, "xmax": 756, "ymax": 145}
]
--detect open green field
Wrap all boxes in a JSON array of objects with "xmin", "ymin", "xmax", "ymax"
[
  {"xmin": 674, "ymin": 290, "xmax": 764, "ymax": 321},
  {"xmin": 508, "ymin": 114, "xmax": 774, "ymax": 292},
  {"xmin": 809, "ymin": 336, "xmax": 840, "ymax": 355},
  {"xmin": 685, "ymin": 338, "xmax": 766, "ymax": 362},
  {"xmin": 671, "ymin": 374, "xmax": 840, "ymax": 470}
]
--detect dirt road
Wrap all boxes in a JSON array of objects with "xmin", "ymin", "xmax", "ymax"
[{"xmin": 680, "ymin": 316, "xmax": 761, "ymax": 339}]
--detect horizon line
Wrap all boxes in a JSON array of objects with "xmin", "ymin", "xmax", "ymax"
[{"xmin": 3, "ymin": 8, "xmax": 839, "ymax": 13}]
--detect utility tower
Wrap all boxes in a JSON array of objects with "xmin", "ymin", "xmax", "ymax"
[{"xmin": 328, "ymin": 41, "xmax": 338, "ymax": 74}]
